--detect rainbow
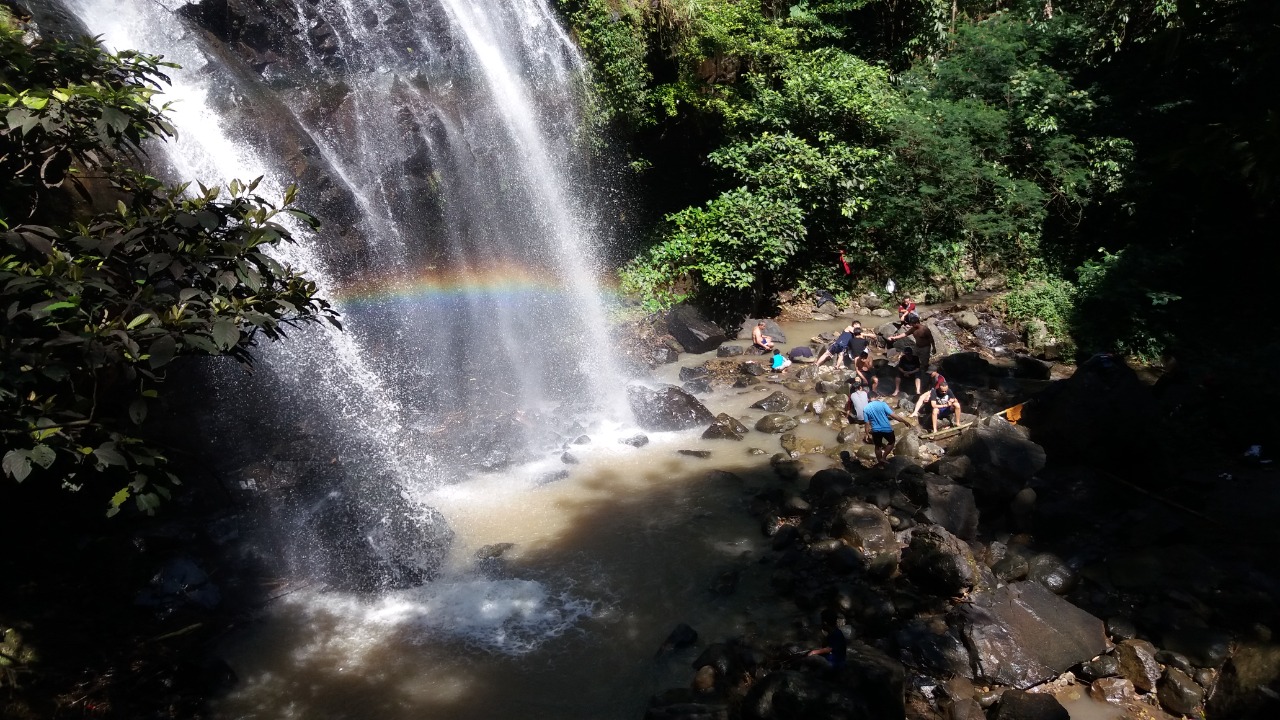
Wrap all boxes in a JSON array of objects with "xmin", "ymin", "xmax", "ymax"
[{"xmin": 330, "ymin": 262, "xmax": 614, "ymax": 308}]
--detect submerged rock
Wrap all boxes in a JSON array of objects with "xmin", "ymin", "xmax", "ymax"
[{"xmin": 620, "ymin": 434, "xmax": 650, "ymax": 447}]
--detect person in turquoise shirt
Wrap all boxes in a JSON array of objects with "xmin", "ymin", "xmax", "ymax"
[
  {"xmin": 861, "ymin": 399, "xmax": 914, "ymax": 466},
  {"xmin": 771, "ymin": 349, "xmax": 792, "ymax": 373}
]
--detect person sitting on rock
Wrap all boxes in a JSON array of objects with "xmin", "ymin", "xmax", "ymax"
[
  {"xmin": 929, "ymin": 383, "xmax": 963, "ymax": 433},
  {"xmin": 897, "ymin": 296, "xmax": 917, "ymax": 323},
  {"xmin": 752, "ymin": 321, "xmax": 774, "ymax": 352},
  {"xmin": 807, "ymin": 609, "xmax": 847, "ymax": 670},
  {"xmin": 770, "ymin": 349, "xmax": 792, "ymax": 373},
  {"xmin": 846, "ymin": 378, "xmax": 869, "ymax": 423},
  {"xmin": 893, "ymin": 347, "xmax": 923, "ymax": 396},
  {"xmin": 854, "ymin": 349, "xmax": 876, "ymax": 392},
  {"xmin": 862, "ymin": 398, "xmax": 914, "ymax": 466},
  {"xmin": 912, "ymin": 368, "xmax": 948, "ymax": 415}
]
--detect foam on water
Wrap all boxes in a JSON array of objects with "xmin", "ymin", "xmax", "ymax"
[{"xmin": 283, "ymin": 578, "xmax": 596, "ymax": 662}]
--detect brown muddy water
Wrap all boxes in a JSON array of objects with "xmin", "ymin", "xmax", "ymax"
[{"xmin": 211, "ymin": 310, "xmax": 1118, "ymax": 720}]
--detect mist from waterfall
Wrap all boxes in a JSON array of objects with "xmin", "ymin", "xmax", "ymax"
[{"xmin": 58, "ymin": 0, "xmax": 632, "ymax": 587}]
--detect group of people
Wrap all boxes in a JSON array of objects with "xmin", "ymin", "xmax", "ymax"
[{"xmin": 748, "ymin": 297, "xmax": 962, "ymax": 465}]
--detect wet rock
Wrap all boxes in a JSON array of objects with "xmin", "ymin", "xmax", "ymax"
[
  {"xmin": 741, "ymin": 670, "xmax": 871, "ymax": 720},
  {"xmin": 1013, "ymin": 355, "xmax": 1051, "ymax": 380},
  {"xmin": 902, "ymin": 525, "xmax": 990, "ymax": 597},
  {"xmin": 305, "ymin": 489, "xmax": 453, "ymax": 592},
  {"xmin": 1208, "ymin": 641, "xmax": 1280, "ymax": 718},
  {"xmin": 652, "ymin": 346, "xmax": 680, "ymax": 364},
  {"xmin": 1080, "ymin": 655, "xmax": 1120, "ymax": 681},
  {"xmin": 993, "ymin": 689, "xmax": 1068, "ymax": 720},
  {"xmin": 1106, "ymin": 617, "xmax": 1138, "ymax": 642},
  {"xmin": 1090, "ymin": 677, "xmax": 1136, "ymax": 704},
  {"xmin": 1116, "ymin": 639, "xmax": 1162, "ymax": 692},
  {"xmin": 692, "ymin": 665, "xmax": 717, "ymax": 693},
  {"xmin": 958, "ymin": 582, "xmax": 1108, "ymax": 689},
  {"xmin": 956, "ymin": 311, "xmax": 980, "ymax": 330},
  {"xmin": 1009, "ymin": 487, "xmax": 1036, "ymax": 531},
  {"xmin": 834, "ymin": 501, "xmax": 896, "ymax": 557},
  {"xmin": 991, "ymin": 552, "xmax": 1030, "ymax": 582},
  {"xmin": 1158, "ymin": 668, "xmax": 1203, "ymax": 716},
  {"xmin": 717, "ymin": 345, "xmax": 744, "ymax": 357},
  {"xmin": 621, "ymin": 434, "xmax": 650, "ymax": 447},
  {"xmin": 679, "ymin": 449, "xmax": 712, "ymax": 459},
  {"xmin": 703, "ymin": 413, "xmax": 749, "ymax": 440},
  {"xmin": 572, "ymin": 434, "xmax": 591, "ymax": 445},
  {"xmin": 896, "ymin": 617, "xmax": 974, "ymax": 679},
  {"xmin": 905, "ymin": 474, "xmax": 979, "ymax": 540},
  {"xmin": 747, "ymin": 447, "xmax": 768, "ymax": 455},
  {"xmin": 680, "ymin": 366, "xmax": 710, "ymax": 382},
  {"xmin": 561, "ymin": 452, "xmax": 579, "ymax": 464},
  {"xmin": 807, "ymin": 468, "xmax": 854, "ymax": 499},
  {"xmin": 755, "ymin": 414, "xmax": 799, "ymax": 433},
  {"xmin": 741, "ymin": 361, "xmax": 767, "ymax": 377},
  {"xmin": 683, "ymin": 379, "xmax": 713, "ymax": 395},
  {"xmin": 751, "ymin": 391, "xmax": 794, "ymax": 413},
  {"xmin": 1027, "ymin": 553, "xmax": 1076, "ymax": 595},
  {"xmin": 780, "ymin": 433, "xmax": 824, "ymax": 456},
  {"xmin": 1161, "ymin": 627, "xmax": 1232, "ymax": 668},
  {"xmin": 846, "ymin": 641, "xmax": 907, "ymax": 720},
  {"xmin": 939, "ymin": 352, "xmax": 994, "ymax": 386},
  {"xmin": 1157, "ymin": 650, "xmax": 1194, "ymax": 675},
  {"xmin": 949, "ymin": 419, "xmax": 1046, "ymax": 500},
  {"xmin": 974, "ymin": 322, "xmax": 1020, "ymax": 353},
  {"xmin": 816, "ymin": 379, "xmax": 845, "ymax": 394},
  {"xmin": 134, "ymin": 558, "xmax": 221, "ymax": 612},
  {"xmin": 872, "ymin": 308, "xmax": 892, "ymax": 317},
  {"xmin": 667, "ymin": 304, "xmax": 728, "ymax": 353},
  {"xmin": 660, "ymin": 623, "xmax": 700, "ymax": 653},
  {"xmin": 741, "ymin": 318, "xmax": 787, "ymax": 344},
  {"xmin": 628, "ymin": 385, "xmax": 716, "ymax": 431},
  {"xmin": 931, "ymin": 454, "xmax": 973, "ymax": 481}
]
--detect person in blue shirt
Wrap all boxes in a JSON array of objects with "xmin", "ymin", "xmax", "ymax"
[
  {"xmin": 770, "ymin": 349, "xmax": 792, "ymax": 373},
  {"xmin": 861, "ymin": 398, "xmax": 914, "ymax": 466}
]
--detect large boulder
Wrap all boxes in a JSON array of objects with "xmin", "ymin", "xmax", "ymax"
[
  {"xmin": 949, "ymin": 418, "xmax": 1046, "ymax": 500},
  {"xmin": 704, "ymin": 413, "xmax": 749, "ymax": 440},
  {"xmin": 901, "ymin": 525, "xmax": 990, "ymax": 597},
  {"xmin": 902, "ymin": 473, "xmax": 979, "ymax": 540},
  {"xmin": 751, "ymin": 391, "xmax": 793, "ymax": 413},
  {"xmin": 939, "ymin": 352, "xmax": 993, "ymax": 386},
  {"xmin": 628, "ymin": 385, "xmax": 716, "ymax": 431},
  {"xmin": 755, "ymin": 414, "xmax": 799, "ymax": 433},
  {"xmin": 667, "ymin": 304, "xmax": 728, "ymax": 354},
  {"xmin": 741, "ymin": 318, "xmax": 787, "ymax": 344},
  {"xmin": 956, "ymin": 581, "xmax": 1108, "ymax": 689},
  {"xmin": 833, "ymin": 501, "xmax": 896, "ymax": 557}
]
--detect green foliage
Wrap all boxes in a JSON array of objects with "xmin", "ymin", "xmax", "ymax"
[
  {"xmin": 1071, "ymin": 248, "xmax": 1180, "ymax": 361},
  {"xmin": 997, "ymin": 269, "xmax": 1077, "ymax": 340},
  {"xmin": 1, "ymin": 27, "xmax": 336, "ymax": 514},
  {"xmin": 619, "ymin": 187, "xmax": 805, "ymax": 310},
  {"xmin": 557, "ymin": 0, "xmax": 653, "ymax": 127}
]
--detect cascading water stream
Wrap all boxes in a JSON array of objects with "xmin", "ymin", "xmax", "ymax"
[{"xmin": 57, "ymin": 0, "xmax": 632, "ymax": 589}]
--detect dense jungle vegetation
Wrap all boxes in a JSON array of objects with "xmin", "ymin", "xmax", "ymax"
[{"xmin": 560, "ymin": 0, "xmax": 1277, "ymax": 362}]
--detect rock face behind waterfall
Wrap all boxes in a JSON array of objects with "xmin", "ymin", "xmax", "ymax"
[{"xmin": 302, "ymin": 480, "xmax": 454, "ymax": 592}]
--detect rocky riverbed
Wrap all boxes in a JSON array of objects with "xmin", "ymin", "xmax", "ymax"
[{"xmin": 624, "ymin": 299, "xmax": 1280, "ymax": 720}]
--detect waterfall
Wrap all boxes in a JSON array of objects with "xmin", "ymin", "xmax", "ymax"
[{"xmin": 58, "ymin": 0, "xmax": 630, "ymax": 588}]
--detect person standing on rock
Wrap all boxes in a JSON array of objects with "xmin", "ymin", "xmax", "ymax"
[
  {"xmin": 862, "ymin": 398, "xmax": 914, "ymax": 466},
  {"xmin": 929, "ymin": 383, "xmax": 963, "ymax": 434},
  {"xmin": 752, "ymin": 321, "xmax": 774, "ymax": 352}
]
